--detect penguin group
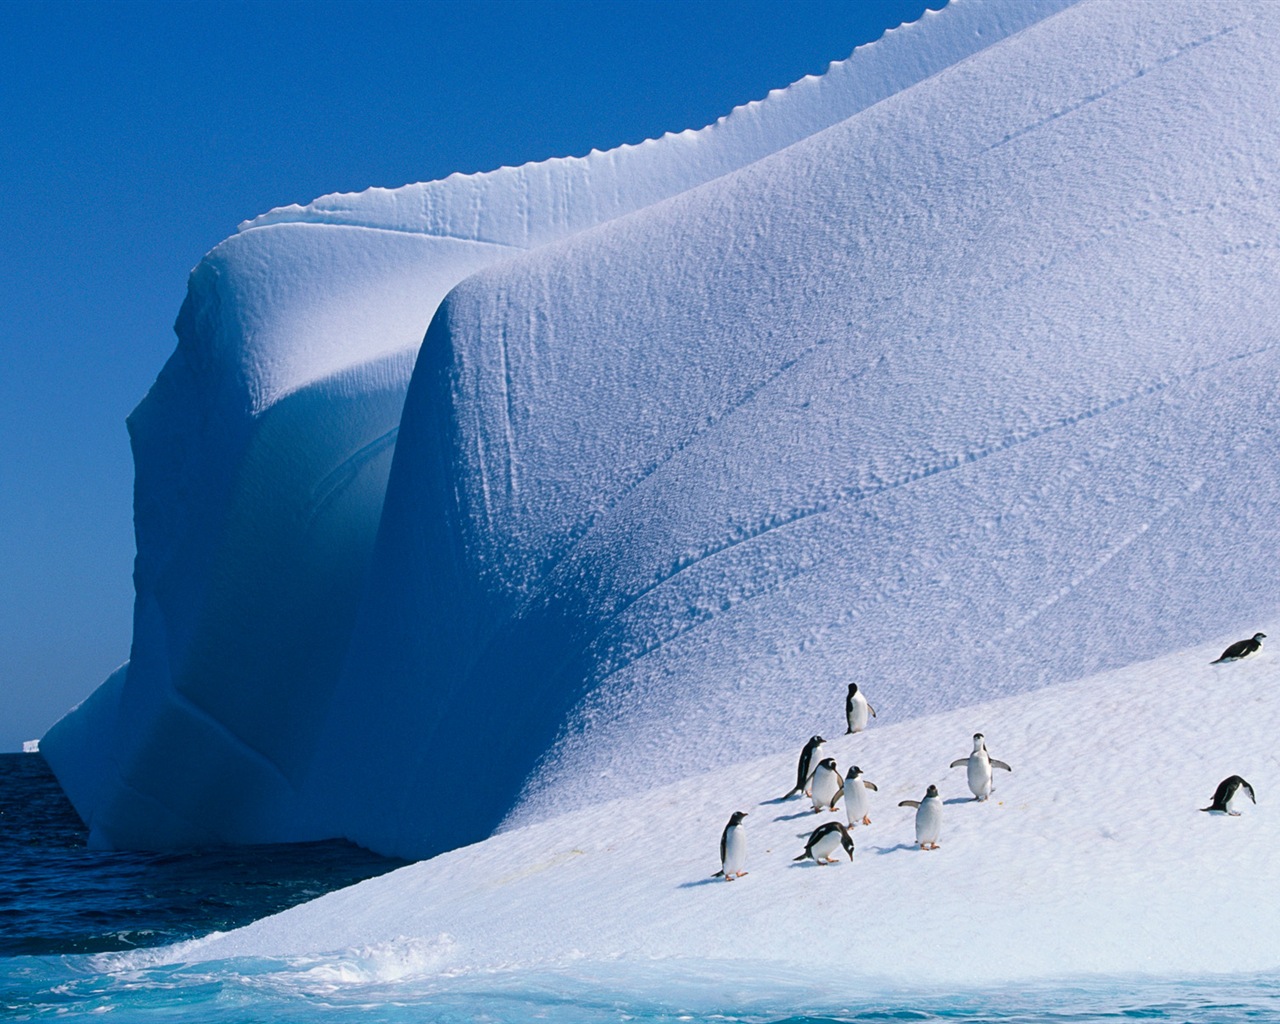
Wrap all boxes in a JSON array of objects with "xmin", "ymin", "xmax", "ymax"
[{"xmin": 715, "ymin": 628, "xmax": 1265, "ymax": 880}]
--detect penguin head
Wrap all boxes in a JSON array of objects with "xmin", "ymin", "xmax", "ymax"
[
  {"xmin": 925, "ymin": 784, "xmax": 940, "ymax": 798},
  {"xmin": 972, "ymin": 732, "xmax": 986, "ymax": 750},
  {"xmin": 819, "ymin": 757, "xmax": 837, "ymax": 772},
  {"xmin": 847, "ymin": 683, "xmax": 859, "ymax": 696},
  {"xmin": 846, "ymin": 765, "xmax": 862, "ymax": 779},
  {"xmin": 809, "ymin": 735, "xmax": 824, "ymax": 746},
  {"xmin": 1255, "ymin": 632, "xmax": 1267, "ymax": 641},
  {"xmin": 728, "ymin": 811, "xmax": 748, "ymax": 826},
  {"xmin": 840, "ymin": 829, "xmax": 855, "ymax": 857}
]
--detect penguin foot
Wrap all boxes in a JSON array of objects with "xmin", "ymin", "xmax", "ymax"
[
  {"xmin": 1230, "ymin": 811, "xmax": 1242, "ymax": 817},
  {"xmin": 862, "ymin": 816, "xmax": 871, "ymax": 825}
]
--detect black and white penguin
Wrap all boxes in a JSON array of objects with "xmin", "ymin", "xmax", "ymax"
[
  {"xmin": 809, "ymin": 757, "xmax": 844, "ymax": 813},
  {"xmin": 794, "ymin": 820, "xmax": 855, "ymax": 864},
  {"xmin": 899, "ymin": 784, "xmax": 943, "ymax": 849},
  {"xmin": 844, "ymin": 765, "xmax": 878, "ymax": 827},
  {"xmin": 1211, "ymin": 632, "xmax": 1266, "ymax": 663},
  {"xmin": 783, "ymin": 735, "xmax": 827, "ymax": 798},
  {"xmin": 949, "ymin": 733, "xmax": 1012, "ymax": 801},
  {"xmin": 845, "ymin": 683, "xmax": 877, "ymax": 735},
  {"xmin": 713, "ymin": 811, "xmax": 749, "ymax": 879},
  {"xmin": 1200, "ymin": 776, "xmax": 1256, "ymax": 816}
]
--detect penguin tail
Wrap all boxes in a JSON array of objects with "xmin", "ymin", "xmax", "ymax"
[
  {"xmin": 1199, "ymin": 806, "xmax": 1214, "ymax": 813},
  {"xmin": 845, "ymin": 728, "xmax": 853, "ymax": 735},
  {"xmin": 712, "ymin": 869, "xmax": 725, "ymax": 877},
  {"xmin": 793, "ymin": 852, "xmax": 810, "ymax": 862}
]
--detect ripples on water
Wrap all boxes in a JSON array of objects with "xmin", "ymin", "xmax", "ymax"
[
  {"xmin": 6, "ymin": 952, "xmax": 1280, "ymax": 1023},
  {"xmin": 3, "ymin": 754, "xmax": 1278, "ymax": 1022},
  {"xmin": 0, "ymin": 753, "xmax": 405, "ymax": 955}
]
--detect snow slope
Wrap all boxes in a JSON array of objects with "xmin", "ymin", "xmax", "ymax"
[
  {"xmin": 290, "ymin": 0, "xmax": 1280, "ymax": 860},
  {"xmin": 139, "ymin": 632, "xmax": 1280, "ymax": 986},
  {"xmin": 42, "ymin": 0, "xmax": 1069, "ymax": 852}
]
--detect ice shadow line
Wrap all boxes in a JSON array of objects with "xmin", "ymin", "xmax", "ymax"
[{"xmin": 872, "ymin": 843, "xmax": 919, "ymax": 855}]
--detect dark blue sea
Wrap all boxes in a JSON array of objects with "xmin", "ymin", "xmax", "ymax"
[{"xmin": 3, "ymin": 752, "xmax": 1278, "ymax": 1023}]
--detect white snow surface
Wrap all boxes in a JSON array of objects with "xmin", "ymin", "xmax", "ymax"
[
  {"xmin": 142, "ymin": 635, "xmax": 1280, "ymax": 986},
  {"xmin": 42, "ymin": 0, "xmax": 1280, "ymax": 900},
  {"xmin": 42, "ymin": 0, "xmax": 1069, "ymax": 852}
]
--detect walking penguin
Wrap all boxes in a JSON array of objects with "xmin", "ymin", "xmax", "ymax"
[
  {"xmin": 950, "ymin": 733, "xmax": 1012, "ymax": 801},
  {"xmin": 845, "ymin": 683, "xmax": 877, "ymax": 734},
  {"xmin": 713, "ymin": 811, "xmax": 749, "ymax": 879},
  {"xmin": 1200, "ymin": 776, "xmax": 1256, "ymax": 816}
]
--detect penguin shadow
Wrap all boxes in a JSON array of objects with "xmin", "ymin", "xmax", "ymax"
[
  {"xmin": 872, "ymin": 842, "xmax": 919, "ymax": 855},
  {"xmin": 788, "ymin": 858, "xmax": 847, "ymax": 869},
  {"xmin": 677, "ymin": 876, "xmax": 726, "ymax": 889},
  {"xmin": 758, "ymin": 795, "xmax": 793, "ymax": 806},
  {"xmin": 943, "ymin": 797, "xmax": 976, "ymax": 806},
  {"xmin": 775, "ymin": 809, "xmax": 824, "ymax": 822}
]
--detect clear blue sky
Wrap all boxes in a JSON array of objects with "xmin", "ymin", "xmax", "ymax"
[{"xmin": 0, "ymin": 0, "xmax": 944, "ymax": 751}]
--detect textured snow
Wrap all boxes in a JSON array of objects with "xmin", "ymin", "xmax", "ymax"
[
  {"xmin": 294, "ymin": 0, "xmax": 1280, "ymax": 859},
  {"xmin": 43, "ymin": 0, "xmax": 1068, "ymax": 851},
  {"xmin": 42, "ymin": 0, "xmax": 1280, "ymax": 900},
  {"xmin": 137, "ymin": 634, "xmax": 1280, "ymax": 985}
]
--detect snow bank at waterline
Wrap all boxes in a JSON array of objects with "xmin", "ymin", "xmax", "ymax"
[{"xmin": 153, "ymin": 632, "xmax": 1280, "ymax": 986}]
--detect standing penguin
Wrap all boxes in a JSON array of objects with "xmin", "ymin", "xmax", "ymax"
[
  {"xmin": 713, "ymin": 811, "xmax": 749, "ymax": 879},
  {"xmin": 844, "ymin": 766, "xmax": 878, "ymax": 826},
  {"xmin": 809, "ymin": 757, "xmax": 844, "ymax": 813},
  {"xmin": 950, "ymin": 733, "xmax": 1012, "ymax": 801},
  {"xmin": 899, "ymin": 784, "xmax": 943, "ymax": 850},
  {"xmin": 845, "ymin": 683, "xmax": 877, "ymax": 735},
  {"xmin": 1211, "ymin": 632, "xmax": 1266, "ymax": 663},
  {"xmin": 1200, "ymin": 776, "xmax": 1257, "ymax": 816},
  {"xmin": 783, "ymin": 736, "xmax": 827, "ymax": 798},
  {"xmin": 794, "ymin": 821, "xmax": 855, "ymax": 864}
]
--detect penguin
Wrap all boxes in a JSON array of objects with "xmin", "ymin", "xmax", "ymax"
[
  {"xmin": 845, "ymin": 683, "xmax": 877, "ymax": 735},
  {"xmin": 1200, "ymin": 776, "xmax": 1256, "ymax": 816},
  {"xmin": 809, "ymin": 757, "xmax": 844, "ymax": 813},
  {"xmin": 899, "ymin": 784, "xmax": 943, "ymax": 850},
  {"xmin": 1211, "ymin": 632, "xmax": 1266, "ymax": 663},
  {"xmin": 713, "ymin": 811, "xmax": 749, "ymax": 879},
  {"xmin": 783, "ymin": 735, "xmax": 827, "ymax": 798},
  {"xmin": 794, "ymin": 820, "xmax": 855, "ymax": 864},
  {"xmin": 949, "ymin": 733, "xmax": 1012, "ymax": 801},
  {"xmin": 844, "ymin": 765, "xmax": 878, "ymax": 827}
]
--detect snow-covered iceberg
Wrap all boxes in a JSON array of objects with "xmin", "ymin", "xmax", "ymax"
[{"xmin": 43, "ymin": 0, "xmax": 1280, "ymax": 879}]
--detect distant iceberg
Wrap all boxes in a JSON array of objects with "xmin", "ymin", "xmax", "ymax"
[
  {"xmin": 22, "ymin": 739, "xmax": 40, "ymax": 754},
  {"xmin": 42, "ymin": 0, "xmax": 1280, "ymax": 866}
]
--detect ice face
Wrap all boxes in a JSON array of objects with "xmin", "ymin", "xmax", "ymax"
[{"xmin": 41, "ymin": 0, "xmax": 1280, "ymax": 861}]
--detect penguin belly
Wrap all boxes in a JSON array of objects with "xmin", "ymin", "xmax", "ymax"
[
  {"xmin": 967, "ymin": 755, "xmax": 993, "ymax": 800},
  {"xmin": 916, "ymin": 800, "xmax": 942, "ymax": 846},
  {"xmin": 845, "ymin": 783, "xmax": 870, "ymax": 826},
  {"xmin": 810, "ymin": 830, "xmax": 845, "ymax": 862},
  {"xmin": 847, "ymin": 697, "xmax": 869, "ymax": 734},
  {"xmin": 722, "ymin": 825, "xmax": 747, "ymax": 877},
  {"xmin": 811, "ymin": 768, "xmax": 841, "ymax": 811}
]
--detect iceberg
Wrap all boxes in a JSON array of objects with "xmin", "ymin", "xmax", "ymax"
[{"xmin": 42, "ymin": 0, "xmax": 1280, "ymax": 895}]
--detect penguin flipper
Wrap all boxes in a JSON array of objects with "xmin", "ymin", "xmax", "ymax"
[
  {"xmin": 949, "ymin": 758, "xmax": 968, "ymax": 768},
  {"xmin": 991, "ymin": 759, "xmax": 1012, "ymax": 772},
  {"xmin": 868, "ymin": 704, "xmax": 877, "ymax": 717},
  {"xmin": 864, "ymin": 781, "xmax": 878, "ymax": 791},
  {"xmin": 898, "ymin": 799, "xmax": 921, "ymax": 808}
]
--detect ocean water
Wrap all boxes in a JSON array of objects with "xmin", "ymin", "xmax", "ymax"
[
  {"xmin": 0, "ymin": 753, "xmax": 406, "ymax": 957},
  {"xmin": 4, "ymin": 754, "xmax": 1278, "ymax": 1022}
]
